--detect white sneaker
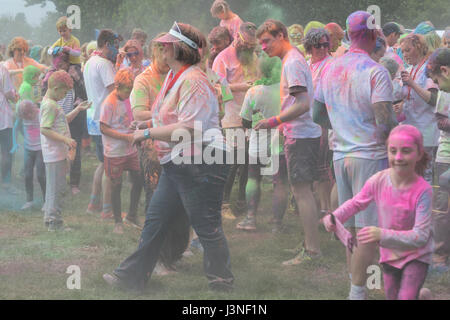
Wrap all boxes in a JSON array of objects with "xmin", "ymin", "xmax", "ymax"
[
  {"xmin": 41, "ymin": 202, "xmax": 46, "ymax": 212},
  {"xmin": 21, "ymin": 202, "xmax": 34, "ymax": 210}
]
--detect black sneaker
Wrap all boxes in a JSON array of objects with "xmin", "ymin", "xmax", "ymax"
[{"xmin": 208, "ymin": 280, "xmax": 233, "ymax": 293}]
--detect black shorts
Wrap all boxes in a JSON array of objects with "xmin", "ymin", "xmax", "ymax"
[{"xmin": 284, "ymin": 137, "xmax": 320, "ymax": 185}]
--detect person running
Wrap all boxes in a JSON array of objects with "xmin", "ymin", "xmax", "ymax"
[
  {"xmin": 103, "ymin": 22, "xmax": 233, "ymax": 292},
  {"xmin": 324, "ymin": 125, "xmax": 433, "ymax": 300},
  {"xmin": 255, "ymin": 19, "xmax": 323, "ymax": 265},
  {"xmin": 313, "ymin": 11, "xmax": 396, "ymax": 299}
]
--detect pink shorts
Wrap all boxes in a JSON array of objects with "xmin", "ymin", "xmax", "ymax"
[{"xmin": 104, "ymin": 153, "xmax": 140, "ymax": 180}]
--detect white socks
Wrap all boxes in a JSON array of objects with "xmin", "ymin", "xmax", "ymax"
[{"xmin": 349, "ymin": 284, "xmax": 366, "ymax": 300}]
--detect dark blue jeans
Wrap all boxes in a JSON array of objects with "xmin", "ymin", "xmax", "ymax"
[{"xmin": 113, "ymin": 161, "xmax": 233, "ymax": 290}]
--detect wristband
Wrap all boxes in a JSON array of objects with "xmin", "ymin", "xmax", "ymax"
[
  {"xmin": 267, "ymin": 116, "xmax": 283, "ymax": 128},
  {"xmin": 144, "ymin": 129, "xmax": 151, "ymax": 140}
]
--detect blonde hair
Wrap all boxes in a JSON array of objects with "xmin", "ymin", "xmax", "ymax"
[
  {"xmin": 400, "ymin": 34, "xmax": 428, "ymax": 57},
  {"xmin": 56, "ymin": 16, "xmax": 69, "ymax": 30}
]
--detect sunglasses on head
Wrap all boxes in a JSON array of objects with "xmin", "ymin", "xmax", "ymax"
[
  {"xmin": 126, "ymin": 51, "xmax": 139, "ymax": 57},
  {"xmin": 314, "ymin": 42, "xmax": 330, "ymax": 49}
]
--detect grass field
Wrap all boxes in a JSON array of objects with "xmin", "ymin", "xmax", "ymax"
[{"xmin": 1, "ymin": 150, "xmax": 449, "ymax": 300}]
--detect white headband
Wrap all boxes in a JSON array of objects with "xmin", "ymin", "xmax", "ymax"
[{"xmin": 169, "ymin": 23, "xmax": 198, "ymax": 50}]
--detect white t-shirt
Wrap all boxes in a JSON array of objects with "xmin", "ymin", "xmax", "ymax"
[
  {"xmin": 152, "ymin": 66, "xmax": 225, "ymax": 164},
  {"xmin": 40, "ymin": 97, "xmax": 71, "ymax": 163},
  {"xmin": 0, "ymin": 64, "xmax": 15, "ymax": 131},
  {"xmin": 241, "ymin": 83, "xmax": 281, "ymax": 158},
  {"xmin": 401, "ymin": 60, "xmax": 439, "ymax": 147},
  {"xmin": 315, "ymin": 48, "xmax": 394, "ymax": 160},
  {"xmin": 280, "ymin": 47, "xmax": 322, "ymax": 139},
  {"xmin": 83, "ymin": 55, "xmax": 115, "ymax": 136}
]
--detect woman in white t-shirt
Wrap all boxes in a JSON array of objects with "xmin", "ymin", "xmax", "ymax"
[
  {"xmin": 399, "ymin": 33, "xmax": 439, "ymax": 183},
  {"xmin": 103, "ymin": 22, "xmax": 234, "ymax": 293}
]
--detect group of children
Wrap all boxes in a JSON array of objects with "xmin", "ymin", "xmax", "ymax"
[{"xmin": 1, "ymin": 0, "xmax": 450, "ymax": 300}]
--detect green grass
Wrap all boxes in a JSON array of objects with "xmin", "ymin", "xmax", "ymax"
[{"xmin": 1, "ymin": 151, "xmax": 449, "ymax": 300}]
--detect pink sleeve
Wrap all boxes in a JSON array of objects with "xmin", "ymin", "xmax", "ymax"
[
  {"xmin": 212, "ymin": 55, "xmax": 227, "ymax": 80},
  {"xmin": 333, "ymin": 174, "xmax": 376, "ymax": 223},
  {"xmin": 380, "ymin": 188, "xmax": 433, "ymax": 250}
]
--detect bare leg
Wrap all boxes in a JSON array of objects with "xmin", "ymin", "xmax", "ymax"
[{"xmin": 291, "ymin": 182, "xmax": 320, "ymax": 254}]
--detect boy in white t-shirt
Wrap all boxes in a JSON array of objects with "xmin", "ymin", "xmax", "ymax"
[
  {"xmin": 40, "ymin": 70, "xmax": 90, "ymax": 231},
  {"xmin": 100, "ymin": 69, "xmax": 143, "ymax": 234}
]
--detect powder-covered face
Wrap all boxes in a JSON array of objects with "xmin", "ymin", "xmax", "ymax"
[
  {"xmin": 429, "ymin": 66, "xmax": 450, "ymax": 93},
  {"xmin": 258, "ymin": 32, "xmax": 283, "ymax": 58},
  {"xmin": 126, "ymin": 46, "xmax": 140, "ymax": 65},
  {"xmin": 401, "ymin": 41, "xmax": 422, "ymax": 66},
  {"xmin": 116, "ymin": 85, "xmax": 133, "ymax": 100},
  {"xmin": 388, "ymin": 132, "xmax": 422, "ymax": 176}
]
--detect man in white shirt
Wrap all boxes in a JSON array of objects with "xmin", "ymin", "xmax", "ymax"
[{"xmin": 83, "ymin": 29, "xmax": 120, "ymax": 216}]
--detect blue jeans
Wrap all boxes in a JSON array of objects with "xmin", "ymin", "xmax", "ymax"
[{"xmin": 113, "ymin": 161, "xmax": 233, "ymax": 290}]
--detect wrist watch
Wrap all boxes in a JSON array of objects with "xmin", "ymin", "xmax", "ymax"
[{"xmin": 143, "ymin": 128, "xmax": 151, "ymax": 140}]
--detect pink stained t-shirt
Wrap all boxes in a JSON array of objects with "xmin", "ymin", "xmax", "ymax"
[
  {"xmin": 99, "ymin": 91, "xmax": 136, "ymax": 158},
  {"xmin": 212, "ymin": 44, "xmax": 257, "ymax": 128},
  {"xmin": 314, "ymin": 48, "xmax": 394, "ymax": 160},
  {"xmin": 219, "ymin": 14, "xmax": 243, "ymax": 41},
  {"xmin": 333, "ymin": 169, "xmax": 433, "ymax": 269},
  {"xmin": 151, "ymin": 65, "xmax": 225, "ymax": 164},
  {"xmin": 309, "ymin": 55, "xmax": 333, "ymax": 91}
]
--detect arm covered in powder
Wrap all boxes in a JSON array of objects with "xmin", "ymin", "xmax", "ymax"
[{"xmin": 333, "ymin": 175, "xmax": 376, "ymax": 223}]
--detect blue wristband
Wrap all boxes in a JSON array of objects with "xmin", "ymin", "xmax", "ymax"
[{"xmin": 144, "ymin": 129, "xmax": 151, "ymax": 140}]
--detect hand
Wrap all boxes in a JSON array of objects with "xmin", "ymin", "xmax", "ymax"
[
  {"xmin": 62, "ymin": 46, "xmax": 71, "ymax": 53},
  {"xmin": 132, "ymin": 130, "xmax": 146, "ymax": 146},
  {"xmin": 130, "ymin": 120, "xmax": 149, "ymax": 130},
  {"xmin": 393, "ymin": 101, "xmax": 403, "ymax": 115},
  {"xmin": 76, "ymin": 101, "xmax": 92, "ymax": 111},
  {"xmin": 65, "ymin": 137, "xmax": 77, "ymax": 149},
  {"xmin": 357, "ymin": 226, "xmax": 381, "ymax": 244},
  {"xmin": 126, "ymin": 134, "xmax": 134, "ymax": 143},
  {"xmin": 401, "ymin": 71, "xmax": 413, "ymax": 86},
  {"xmin": 323, "ymin": 214, "xmax": 336, "ymax": 232},
  {"xmin": 253, "ymin": 119, "xmax": 271, "ymax": 130}
]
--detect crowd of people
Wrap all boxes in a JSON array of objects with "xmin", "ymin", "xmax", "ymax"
[{"xmin": 1, "ymin": 0, "xmax": 450, "ymax": 299}]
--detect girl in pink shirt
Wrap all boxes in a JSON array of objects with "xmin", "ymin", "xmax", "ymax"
[{"xmin": 324, "ymin": 124, "xmax": 433, "ymax": 300}]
